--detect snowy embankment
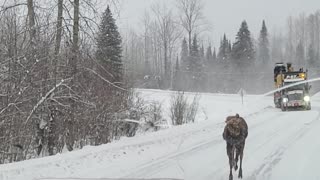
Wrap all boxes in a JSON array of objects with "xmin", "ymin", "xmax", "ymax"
[
  {"xmin": 1, "ymin": 89, "xmax": 319, "ymax": 180},
  {"xmin": 138, "ymin": 89, "xmax": 272, "ymax": 123}
]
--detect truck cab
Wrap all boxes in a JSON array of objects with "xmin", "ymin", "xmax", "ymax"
[{"xmin": 280, "ymin": 71, "xmax": 311, "ymax": 111}]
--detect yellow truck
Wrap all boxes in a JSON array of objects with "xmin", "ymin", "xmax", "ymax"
[{"xmin": 273, "ymin": 63, "xmax": 311, "ymax": 111}]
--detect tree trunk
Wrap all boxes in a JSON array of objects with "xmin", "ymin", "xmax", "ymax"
[
  {"xmin": 164, "ymin": 41, "xmax": 168, "ymax": 88},
  {"xmin": 48, "ymin": 107, "xmax": 57, "ymax": 155},
  {"xmin": 54, "ymin": 0, "xmax": 63, "ymax": 83},
  {"xmin": 54, "ymin": 0, "xmax": 63, "ymax": 56},
  {"xmin": 27, "ymin": 0, "xmax": 36, "ymax": 49},
  {"xmin": 48, "ymin": 0, "xmax": 64, "ymax": 156},
  {"xmin": 188, "ymin": 30, "xmax": 192, "ymax": 53},
  {"xmin": 27, "ymin": 0, "xmax": 43, "ymax": 155},
  {"xmin": 66, "ymin": 0, "xmax": 80, "ymax": 152},
  {"xmin": 72, "ymin": 0, "xmax": 80, "ymax": 60}
]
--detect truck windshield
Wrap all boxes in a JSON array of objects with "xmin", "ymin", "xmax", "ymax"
[{"xmin": 283, "ymin": 82, "xmax": 305, "ymax": 91}]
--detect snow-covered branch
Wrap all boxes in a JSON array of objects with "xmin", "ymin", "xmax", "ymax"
[
  {"xmin": 84, "ymin": 67, "xmax": 127, "ymax": 91},
  {"xmin": 24, "ymin": 78, "xmax": 72, "ymax": 124}
]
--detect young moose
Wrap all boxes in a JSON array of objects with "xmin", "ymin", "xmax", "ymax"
[{"xmin": 223, "ymin": 114, "xmax": 248, "ymax": 180}]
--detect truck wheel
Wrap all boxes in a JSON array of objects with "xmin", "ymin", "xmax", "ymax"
[
  {"xmin": 281, "ymin": 104, "xmax": 287, "ymax": 112},
  {"xmin": 276, "ymin": 99, "xmax": 282, "ymax": 108},
  {"xmin": 306, "ymin": 103, "xmax": 311, "ymax": 110}
]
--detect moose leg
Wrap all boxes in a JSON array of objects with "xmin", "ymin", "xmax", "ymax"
[
  {"xmin": 238, "ymin": 142, "xmax": 245, "ymax": 179},
  {"xmin": 234, "ymin": 146, "xmax": 240, "ymax": 171},
  {"xmin": 227, "ymin": 143, "xmax": 234, "ymax": 180},
  {"xmin": 229, "ymin": 154, "xmax": 233, "ymax": 180}
]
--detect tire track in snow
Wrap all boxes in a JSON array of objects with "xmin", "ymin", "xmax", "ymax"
[
  {"xmin": 245, "ymin": 108, "xmax": 320, "ymax": 180},
  {"xmin": 121, "ymin": 136, "xmax": 223, "ymax": 178},
  {"xmin": 206, "ymin": 108, "xmax": 320, "ymax": 180}
]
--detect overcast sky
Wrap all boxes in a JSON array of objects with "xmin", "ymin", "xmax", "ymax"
[{"xmin": 117, "ymin": 0, "xmax": 320, "ymax": 47}]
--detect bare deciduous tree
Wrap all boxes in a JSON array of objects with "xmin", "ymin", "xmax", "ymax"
[
  {"xmin": 151, "ymin": 2, "xmax": 181, "ymax": 88},
  {"xmin": 176, "ymin": 0, "xmax": 205, "ymax": 51}
]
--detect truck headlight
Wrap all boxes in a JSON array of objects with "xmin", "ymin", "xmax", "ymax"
[
  {"xmin": 283, "ymin": 98, "xmax": 288, "ymax": 103},
  {"xmin": 304, "ymin": 96, "xmax": 310, "ymax": 102}
]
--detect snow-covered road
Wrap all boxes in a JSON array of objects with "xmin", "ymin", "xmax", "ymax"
[
  {"xmin": 123, "ymin": 106, "xmax": 320, "ymax": 180},
  {"xmin": 1, "ymin": 89, "xmax": 320, "ymax": 180}
]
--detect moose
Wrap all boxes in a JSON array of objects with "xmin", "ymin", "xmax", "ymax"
[{"xmin": 223, "ymin": 114, "xmax": 248, "ymax": 180}]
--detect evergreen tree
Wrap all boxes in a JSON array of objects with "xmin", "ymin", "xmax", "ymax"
[
  {"xmin": 257, "ymin": 20, "xmax": 270, "ymax": 92},
  {"xmin": 231, "ymin": 20, "xmax": 255, "ymax": 92},
  {"xmin": 200, "ymin": 45, "xmax": 205, "ymax": 58},
  {"xmin": 180, "ymin": 38, "xmax": 189, "ymax": 71},
  {"xmin": 228, "ymin": 40, "xmax": 232, "ymax": 54},
  {"xmin": 96, "ymin": 6, "xmax": 123, "ymax": 82},
  {"xmin": 205, "ymin": 45, "xmax": 213, "ymax": 91},
  {"xmin": 189, "ymin": 35, "xmax": 201, "ymax": 72},
  {"xmin": 231, "ymin": 21, "xmax": 255, "ymax": 63},
  {"xmin": 258, "ymin": 20, "xmax": 270, "ymax": 66},
  {"xmin": 218, "ymin": 34, "xmax": 230, "ymax": 60},
  {"xmin": 217, "ymin": 39, "xmax": 223, "ymax": 59},
  {"xmin": 206, "ymin": 45, "xmax": 213, "ymax": 62},
  {"xmin": 173, "ymin": 57, "xmax": 181, "ymax": 90},
  {"xmin": 212, "ymin": 48, "xmax": 217, "ymax": 61},
  {"xmin": 188, "ymin": 35, "xmax": 203, "ymax": 91},
  {"xmin": 207, "ymin": 46, "xmax": 217, "ymax": 92}
]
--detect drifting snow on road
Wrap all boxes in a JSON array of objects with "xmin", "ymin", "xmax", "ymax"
[{"xmin": 1, "ymin": 89, "xmax": 320, "ymax": 180}]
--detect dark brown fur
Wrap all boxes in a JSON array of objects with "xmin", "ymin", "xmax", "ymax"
[{"xmin": 223, "ymin": 114, "xmax": 248, "ymax": 180}]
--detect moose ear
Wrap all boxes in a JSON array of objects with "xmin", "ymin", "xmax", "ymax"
[{"xmin": 235, "ymin": 114, "xmax": 239, "ymax": 118}]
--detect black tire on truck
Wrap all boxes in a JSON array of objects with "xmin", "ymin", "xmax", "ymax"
[
  {"xmin": 281, "ymin": 103, "xmax": 287, "ymax": 112},
  {"xmin": 306, "ymin": 103, "xmax": 311, "ymax": 110},
  {"xmin": 276, "ymin": 98, "xmax": 281, "ymax": 108}
]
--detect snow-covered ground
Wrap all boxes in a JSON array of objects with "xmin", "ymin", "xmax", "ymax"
[{"xmin": 1, "ymin": 89, "xmax": 320, "ymax": 180}]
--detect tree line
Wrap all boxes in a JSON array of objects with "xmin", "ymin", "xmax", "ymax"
[
  {"xmin": 0, "ymin": 0, "xmax": 139, "ymax": 163},
  {"xmin": 124, "ymin": 1, "xmax": 320, "ymax": 94}
]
